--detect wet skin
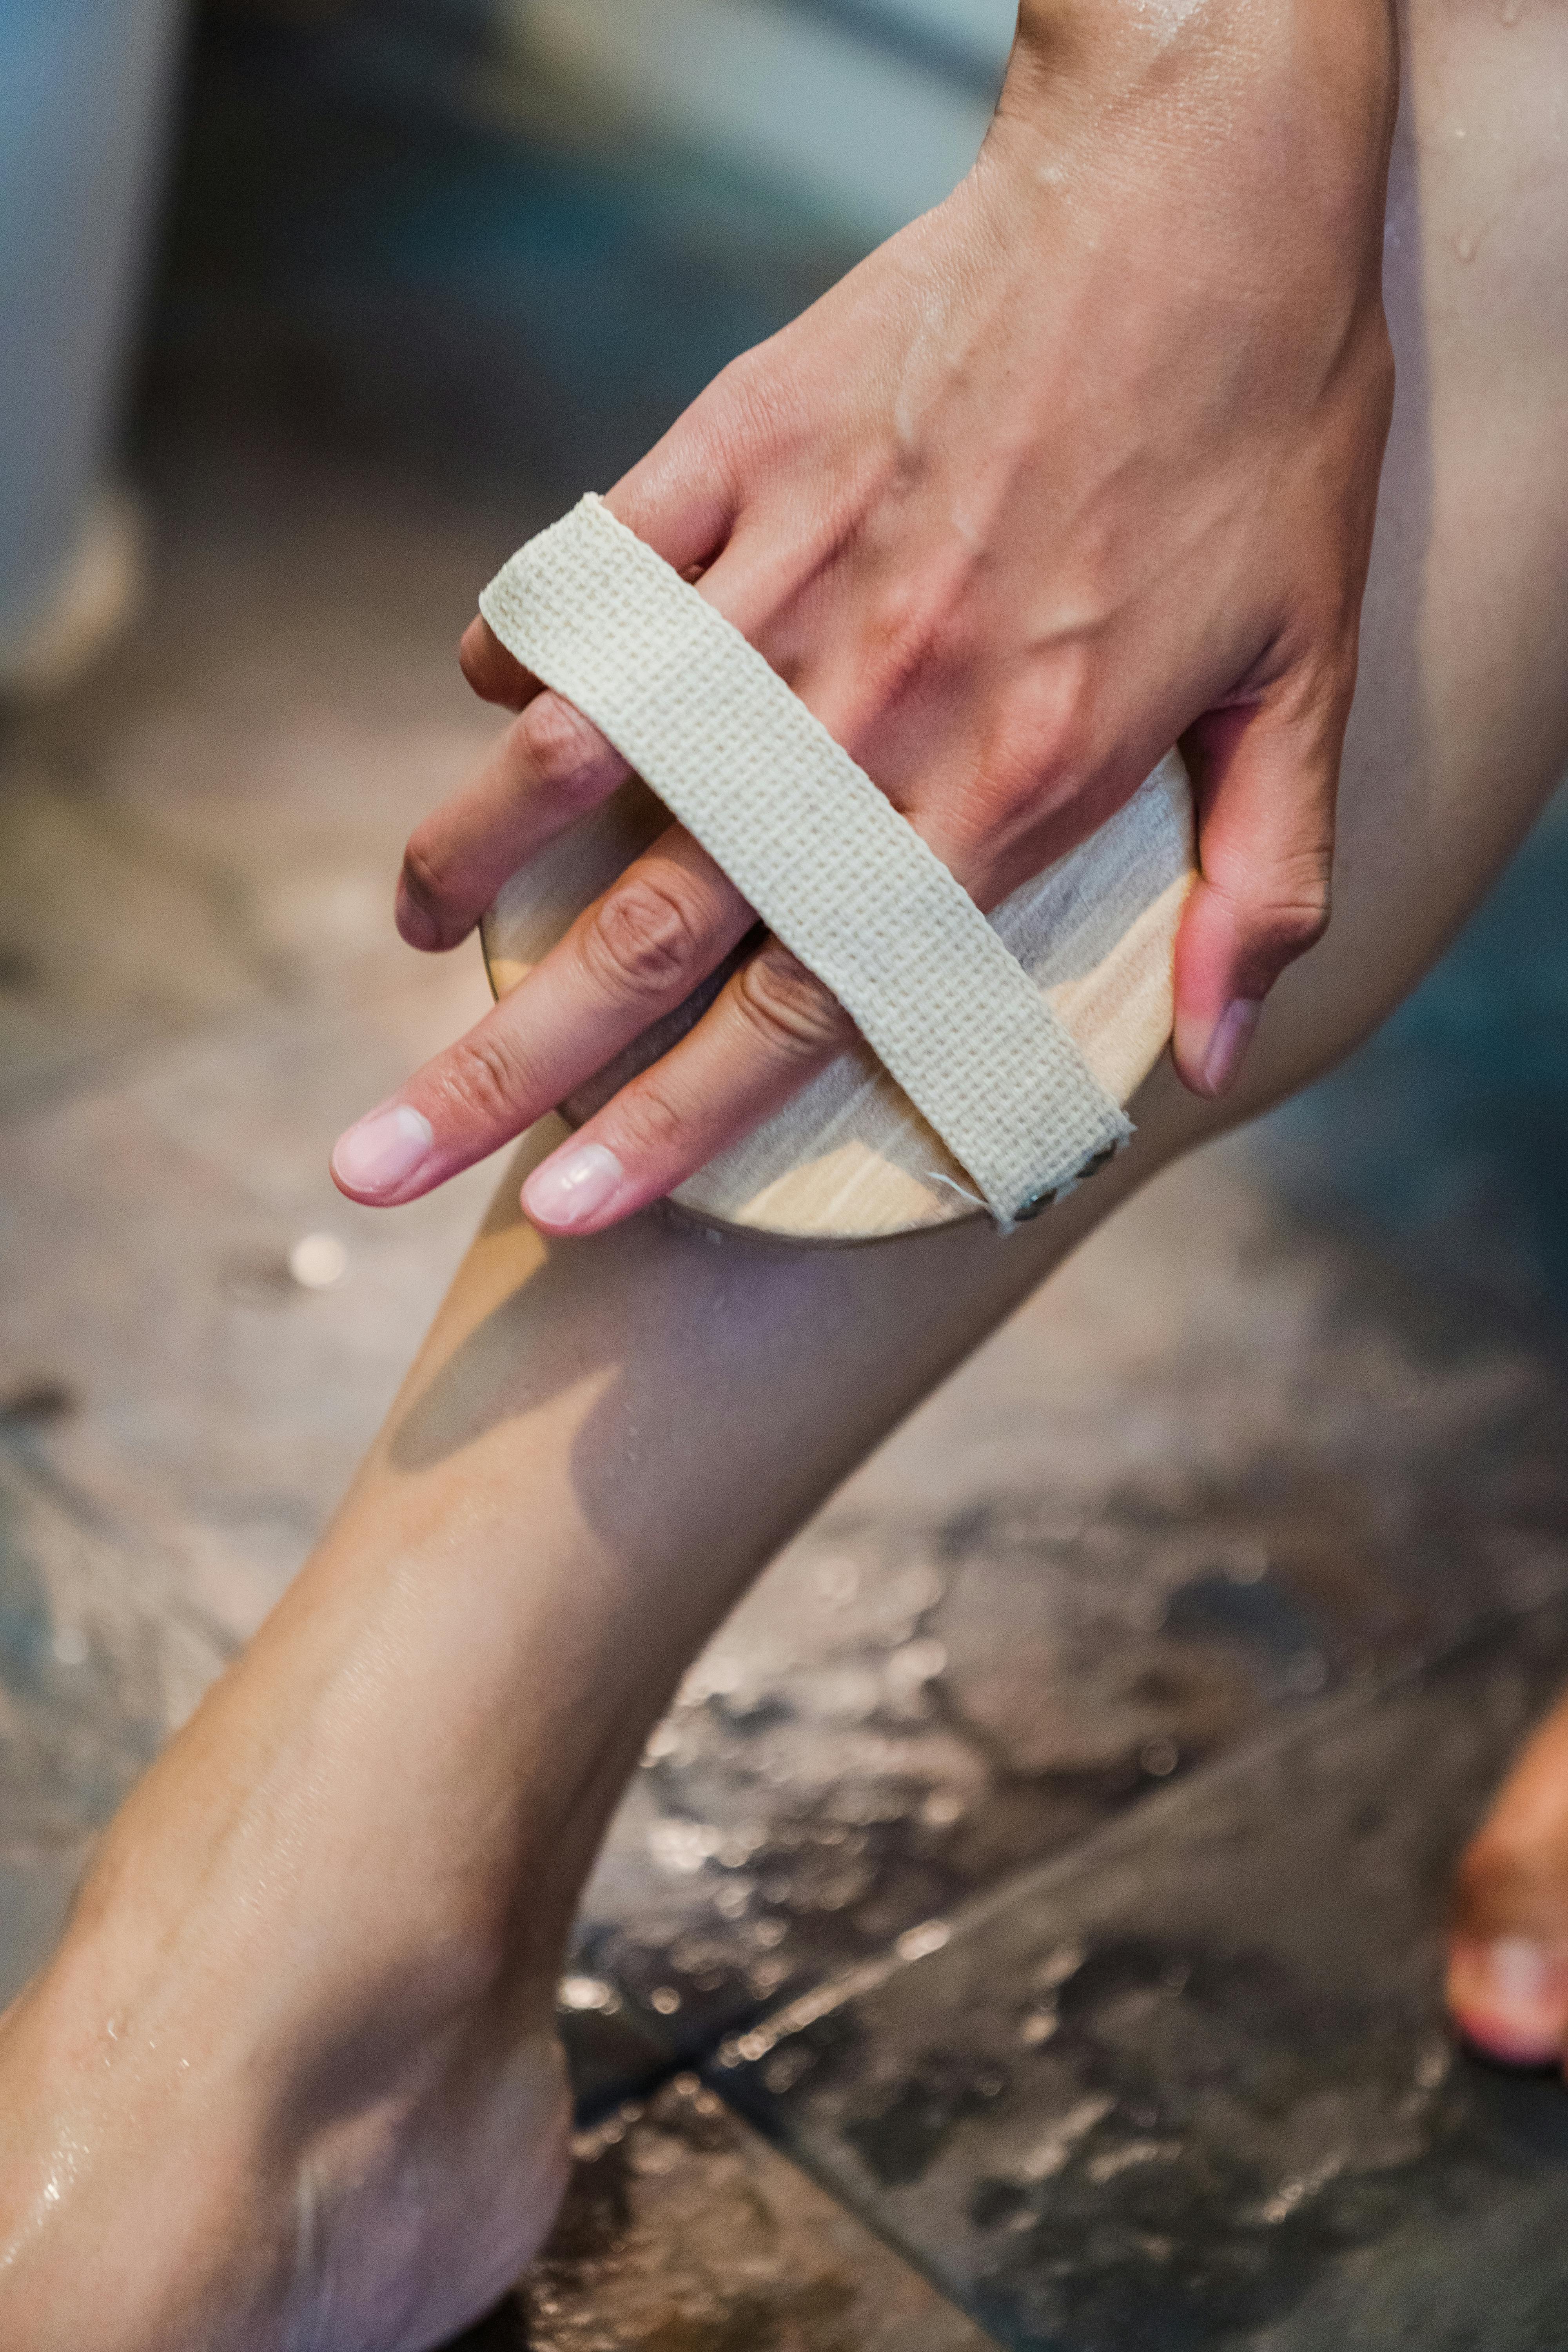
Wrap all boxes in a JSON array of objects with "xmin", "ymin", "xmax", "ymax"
[{"xmin": 3, "ymin": 0, "xmax": 1568, "ymax": 2342}]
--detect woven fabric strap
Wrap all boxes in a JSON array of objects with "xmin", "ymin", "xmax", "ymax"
[{"xmin": 480, "ymin": 494, "xmax": 1131, "ymax": 1225}]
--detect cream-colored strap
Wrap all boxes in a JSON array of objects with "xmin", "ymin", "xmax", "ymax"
[{"xmin": 480, "ymin": 494, "xmax": 1131, "ymax": 1226}]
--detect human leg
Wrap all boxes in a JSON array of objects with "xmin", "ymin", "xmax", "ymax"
[{"xmin": 2, "ymin": 0, "xmax": 1567, "ymax": 2338}]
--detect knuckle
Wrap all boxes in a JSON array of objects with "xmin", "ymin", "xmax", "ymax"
[
  {"xmin": 584, "ymin": 873, "xmax": 707, "ymax": 1001},
  {"xmin": 735, "ymin": 946, "xmax": 850, "ymax": 1061},
  {"xmin": 441, "ymin": 1029, "xmax": 532, "ymax": 1131},
  {"xmin": 516, "ymin": 694, "xmax": 616, "ymax": 803},
  {"xmin": 608, "ymin": 1081, "xmax": 687, "ymax": 1164},
  {"xmin": 1252, "ymin": 873, "xmax": 1333, "ymax": 962},
  {"xmin": 1000, "ymin": 651, "xmax": 1098, "ymax": 799},
  {"xmin": 401, "ymin": 830, "xmax": 452, "ymax": 917}
]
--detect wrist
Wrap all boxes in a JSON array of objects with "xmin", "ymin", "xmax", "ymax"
[
  {"xmin": 986, "ymin": 0, "xmax": 1397, "ymax": 270},
  {"xmin": 998, "ymin": 0, "xmax": 1397, "ymax": 176}
]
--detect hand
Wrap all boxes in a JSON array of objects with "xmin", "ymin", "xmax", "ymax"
[{"xmin": 331, "ymin": 0, "xmax": 1398, "ymax": 1235}]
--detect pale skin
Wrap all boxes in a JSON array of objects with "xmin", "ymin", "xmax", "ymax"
[
  {"xmin": 3, "ymin": 0, "xmax": 1568, "ymax": 2342},
  {"xmin": 332, "ymin": 0, "xmax": 1401, "ymax": 1227}
]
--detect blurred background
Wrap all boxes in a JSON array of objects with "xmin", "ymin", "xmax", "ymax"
[{"xmin": 3, "ymin": 6, "xmax": 1567, "ymax": 2347}]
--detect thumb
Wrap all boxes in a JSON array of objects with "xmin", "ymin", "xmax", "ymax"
[{"xmin": 1172, "ymin": 688, "xmax": 1341, "ymax": 1098}]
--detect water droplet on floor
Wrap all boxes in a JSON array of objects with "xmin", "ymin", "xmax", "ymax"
[
  {"xmin": 813, "ymin": 1555, "xmax": 860, "ymax": 1606},
  {"xmin": 287, "ymin": 1231, "xmax": 348, "ymax": 1290},
  {"xmin": 1034, "ymin": 1941, "xmax": 1086, "ymax": 1993},
  {"xmin": 1415, "ymin": 2041, "xmax": 1451, "ymax": 2089},
  {"xmin": 886, "ymin": 1636, "xmax": 947, "ymax": 1694},
  {"xmin": 649, "ymin": 1817, "xmax": 722, "ymax": 1873},
  {"xmin": 1140, "ymin": 1735, "xmax": 1181, "ymax": 1777},
  {"xmin": 650, "ymin": 1984, "xmax": 682, "ymax": 2014},
  {"xmin": 558, "ymin": 1974, "xmax": 619, "ymax": 2013},
  {"xmin": 897, "ymin": 1917, "xmax": 951, "ymax": 1963},
  {"xmin": 642, "ymin": 1720, "xmax": 680, "ymax": 1765}
]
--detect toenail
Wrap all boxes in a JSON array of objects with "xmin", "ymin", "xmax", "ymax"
[{"xmin": 1448, "ymin": 1935, "xmax": 1568, "ymax": 2064}]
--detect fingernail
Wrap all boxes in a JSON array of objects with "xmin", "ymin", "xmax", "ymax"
[
  {"xmin": 522, "ymin": 1143, "xmax": 625, "ymax": 1231},
  {"xmin": 331, "ymin": 1103, "xmax": 434, "ymax": 1197},
  {"xmin": 1202, "ymin": 998, "xmax": 1262, "ymax": 1095},
  {"xmin": 1447, "ymin": 1936, "xmax": 1568, "ymax": 2064}
]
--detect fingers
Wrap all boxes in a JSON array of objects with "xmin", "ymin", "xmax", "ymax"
[
  {"xmin": 1171, "ymin": 684, "xmax": 1343, "ymax": 1098},
  {"xmin": 520, "ymin": 938, "xmax": 856, "ymax": 1236},
  {"xmin": 411, "ymin": 460, "xmax": 744, "ymax": 955},
  {"xmin": 337, "ymin": 829, "xmax": 756, "ymax": 1204},
  {"xmin": 397, "ymin": 690, "xmax": 634, "ymax": 952}
]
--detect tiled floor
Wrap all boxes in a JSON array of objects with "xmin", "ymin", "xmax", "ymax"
[{"xmin": 3, "ymin": 13, "xmax": 1568, "ymax": 2345}]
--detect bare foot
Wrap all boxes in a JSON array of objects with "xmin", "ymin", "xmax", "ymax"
[
  {"xmin": 1448, "ymin": 1686, "xmax": 1568, "ymax": 2071},
  {"xmin": 0, "ymin": 1576, "xmax": 573, "ymax": 2352}
]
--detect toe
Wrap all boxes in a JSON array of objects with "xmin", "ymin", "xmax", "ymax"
[
  {"xmin": 1447, "ymin": 1688, "xmax": 1568, "ymax": 2068},
  {"xmin": 1446, "ymin": 1933, "xmax": 1568, "ymax": 2067}
]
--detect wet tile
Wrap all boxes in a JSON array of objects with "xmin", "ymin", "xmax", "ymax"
[
  {"xmin": 0, "ymin": 983, "xmax": 496, "ymax": 1639},
  {"xmin": 0, "ymin": 1444, "xmax": 225, "ymax": 1868},
  {"xmin": 0, "ymin": 760, "xmax": 268, "ymax": 1114},
  {"xmin": 0, "ymin": 444, "xmax": 502, "ymax": 1121},
  {"xmin": 438, "ymin": 2074, "xmax": 991, "ymax": 2352},
  {"xmin": 1265, "ymin": 784, "xmax": 1568, "ymax": 1328},
  {"xmin": 0, "ymin": 1439, "xmax": 225, "ymax": 2008},
  {"xmin": 0, "ymin": 1849, "xmax": 86, "ymax": 2016},
  {"xmin": 714, "ymin": 1598, "xmax": 1568, "ymax": 2351},
  {"xmin": 567, "ymin": 1141, "xmax": 1568, "ymax": 2081}
]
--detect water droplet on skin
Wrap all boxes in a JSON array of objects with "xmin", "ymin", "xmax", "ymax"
[
  {"xmin": 1454, "ymin": 230, "xmax": 1479, "ymax": 264},
  {"xmin": 1140, "ymin": 1735, "xmax": 1181, "ymax": 1778},
  {"xmin": 51, "ymin": 1626, "xmax": 89, "ymax": 1668},
  {"xmin": 1499, "ymin": 0, "xmax": 1520, "ymax": 23},
  {"xmin": 650, "ymin": 1985, "xmax": 681, "ymax": 2015}
]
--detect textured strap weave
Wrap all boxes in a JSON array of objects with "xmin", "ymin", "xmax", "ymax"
[{"xmin": 480, "ymin": 495, "xmax": 1131, "ymax": 1225}]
